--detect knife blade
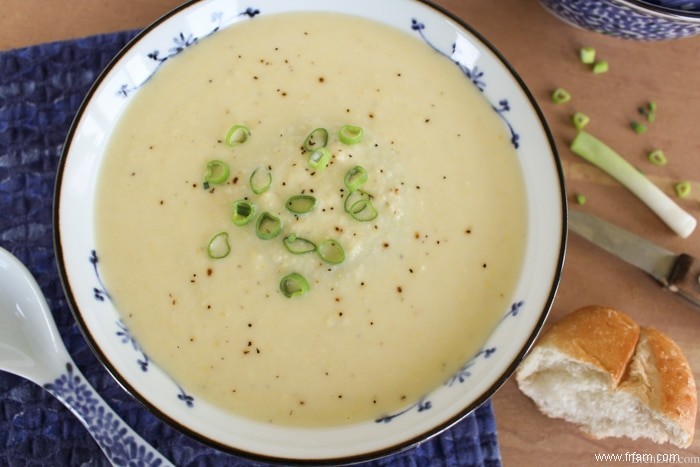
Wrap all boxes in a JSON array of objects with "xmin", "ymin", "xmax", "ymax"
[{"xmin": 569, "ymin": 210, "xmax": 700, "ymax": 308}]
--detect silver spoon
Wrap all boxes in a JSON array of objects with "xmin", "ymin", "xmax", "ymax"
[{"xmin": 0, "ymin": 246, "xmax": 173, "ymax": 466}]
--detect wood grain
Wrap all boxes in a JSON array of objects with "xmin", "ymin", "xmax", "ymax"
[{"xmin": 3, "ymin": 0, "xmax": 700, "ymax": 464}]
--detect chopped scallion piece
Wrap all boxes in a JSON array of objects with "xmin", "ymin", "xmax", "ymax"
[
  {"xmin": 551, "ymin": 87, "xmax": 571, "ymax": 104},
  {"xmin": 344, "ymin": 165, "xmax": 368, "ymax": 192},
  {"xmin": 231, "ymin": 199, "xmax": 255, "ymax": 226},
  {"xmin": 570, "ymin": 131, "xmax": 696, "ymax": 238},
  {"xmin": 249, "ymin": 167, "xmax": 272, "ymax": 194},
  {"xmin": 204, "ymin": 160, "xmax": 230, "ymax": 186},
  {"xmin": 308, "ymin": 147, "xmax": 332, "ymax": 171},
  {"xmin": 285, "ymin": 194, "xmax": 317, "ymax": 214},
  {"xmin": 255, "ymin": 211, "xmax": 282, "ymax": 240},
  {"xmin": 303, "ymin": 128, "xmax": 328, "ymax": 152},
  {"xmin": 225, "ymin": 124, "xmax": 251, "ymax": 146},
  {"xmin": 579, "ymin": 47, "xmax": 596, "ymax": 65},
  {"xmin": 592, "ymin": 60, "xmax": 609, "ymax": 74},
  {"xmin": 675, "ymin": 181, "xmax": 692, "ymax": 198},
  {"xmin": 279, "ymin": 272, "xmax": 310, "ymax": 298},
  {"xmin": 317, "ymin": 239, "xmax": 345, "ymax": 264},
  {"xmin": 348, "ymin": 198, "xmax": 379, "ymax": 222},
  {"xmin": 343, "ymin": 189, "xmax": 372, "ymax": 213},
  {"xmin": 631, "ymin": 121, "xmax": 647, "ymax": 134},
  {"xmin": 338, "ymin": 125, "xmax": 363, "ymax": 145},
  {"xmin": 575, "ymin": 194, "xmax": 587, "ymax": 205},
  {"xmin": 207, "ymin": 232, "xmax": 230, "ymax": 259},
  {"xmin": 640, "ymin": 101, "xmax": 657, "ymax": 123},
  {"xmin": 283, "ymin": 233, "xmax": 316, "ymax": 255},
  {"xmin": 344, "ymin": 189, "xmax": 379, "ymax": 221},
  {"xmin": 572, "ymin": 112, "xmax": 590, "ymax": 130},
  {"xmin": 647, "ymin": 149, "xmax": 667, "ymax": 166}
]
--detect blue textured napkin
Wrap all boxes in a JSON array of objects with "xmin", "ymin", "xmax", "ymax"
[{"xmin": 0, "ymin": 31, "xmax": 502, "ymax": 467}]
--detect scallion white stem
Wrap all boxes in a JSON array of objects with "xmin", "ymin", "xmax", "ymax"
[{"xmin": 571, "ymin": 131, "xmax": 696, "ymax": 238}]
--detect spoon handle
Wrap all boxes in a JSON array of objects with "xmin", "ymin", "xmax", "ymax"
[{"xmin": 43, "ymin": 358, "xmax": 174, "ymax": 467}]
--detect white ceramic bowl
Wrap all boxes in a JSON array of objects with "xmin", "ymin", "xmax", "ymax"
[{"xmin": 54, "ymin": 0, "xmax": 566, "ymax": 463}]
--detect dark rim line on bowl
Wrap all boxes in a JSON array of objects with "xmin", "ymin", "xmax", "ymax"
[
  {"xmin": 52, "ymin": 0, "xmax": 567, "ymax": 464},
  {"xmin": 623, "ymin": 0, "xmax": 700, "ymax": 18}
]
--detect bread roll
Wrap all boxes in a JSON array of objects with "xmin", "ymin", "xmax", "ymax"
[{"xmin": 516, "ymin": 305, "xmax": 696, "ymax": 448}]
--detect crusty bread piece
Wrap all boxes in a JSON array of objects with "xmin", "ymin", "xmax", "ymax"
[{"xmin": 516, "ymin": 305, "xmax": 696, "ymax": 448}]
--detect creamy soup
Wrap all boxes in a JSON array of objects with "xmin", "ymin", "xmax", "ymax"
[{"xmin": 95, "ymin": 12, "xmax": 526, "ymax": 427}]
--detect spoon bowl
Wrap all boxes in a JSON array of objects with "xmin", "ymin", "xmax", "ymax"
[{"xmin": 0, "ymin": 246, "xmax": 172, "ymax": 467}]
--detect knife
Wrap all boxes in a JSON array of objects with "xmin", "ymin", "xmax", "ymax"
[{"xmin": 569, "ymin": 210, "xmax": 700, "ymax": 308}]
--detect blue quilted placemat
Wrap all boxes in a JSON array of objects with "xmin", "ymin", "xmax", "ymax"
[{"xmin": 0, "ymin": 31, "xmax": 502, "ymax": 467}]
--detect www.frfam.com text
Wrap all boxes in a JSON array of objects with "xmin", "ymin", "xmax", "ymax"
[{"xmin": 594, "ymin": 452, "xmax": 700, "ymax": 463}]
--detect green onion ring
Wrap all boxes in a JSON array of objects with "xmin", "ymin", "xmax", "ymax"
[
  {"xmin": 283, "ymin": 233, "xmax": 316, "ymax": 255},
  {"xmin": 344, "ymin": 165, "xmax": 368, "ymax": 192},
  {"xmin": 207, "ymin": 232, "xmax": 230, "ymax": 259},
  {"xmin": 285, "ymin": 194, "xmax": 317, "ymax": 215},
  {"xmin": 675, "ymin": 181, "xmax": 692, "ymax": 199},
  {"xmin": 231, "ymin": 199, "xmax": 255, "ymax": 226},
  {"xmin": 279, "ymin": 272, "xmax": 310, "ymax": 298},
  {"xmin": 308, "ymin": 147, "xmax": 332, "ymax": 171},
  {"xmin": 204, "ymin": 160, "xmax": 230, "ymax": 186},
  {"xmin": 349, "ymin": 198, "xmax": 379, "ymax": 222},
  {"xmin": 317, "ymin": 239, "xmax": 345, "ymax": 264},
  {"xmin": 255, "ymin": 211, "xmax": 282, "ymax": 240},
  {"xmin": 648, "ymin": 149, "xmax": 667, "ymax": 166},
  {"xmin": 225, "ymin": 124, "xmax": 251, "ymax": 146},
  {"xmin": 343, "ymin": 189, "xmax": 372, "ymax": 213},
  {"xmin": 338, "ymin": 124, "xmax": 363, "ymax": 145},
  {"xmin": 303, "ymin": 128, "xmax": 328, "ymax": 152},
  {"xmin": 249, "ymin": 167, "xmax": 272, "ymax": 194}
]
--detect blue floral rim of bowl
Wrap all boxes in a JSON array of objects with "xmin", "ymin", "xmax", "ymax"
[{"xmin": 539, "ymin": 0, "xmax": 700, "ymax": 40}]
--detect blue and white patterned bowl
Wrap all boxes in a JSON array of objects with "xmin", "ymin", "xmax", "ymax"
[
  {"xmin": 539, "ymin": 0, "xmax": 700, "ymax": 40},
  {"xmin": 54, "ymin": 0, "xmax": 565, "ymax": 463},
  {"xmin": 641, "ymin": 0, "xmax": 700, "ymax": 12}
]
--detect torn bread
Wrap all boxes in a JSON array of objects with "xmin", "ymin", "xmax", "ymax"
[{"xmin": 516, "ymin": 305, "xmax": 696, "ymax": 448}]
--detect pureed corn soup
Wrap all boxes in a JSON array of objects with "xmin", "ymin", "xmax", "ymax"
[{"xmin": 95, "ymin": 11, "xmax": 526, "ymax": 427}]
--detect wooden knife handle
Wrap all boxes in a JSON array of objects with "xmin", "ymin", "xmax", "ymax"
[{"xmin": 667, "ymin": 254, "xmax": 700, "ymax": 309}]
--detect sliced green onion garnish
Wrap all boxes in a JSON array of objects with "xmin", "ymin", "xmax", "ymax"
[
  {"xmin": 572, "ymin": 112, "xmax": 590, "ymax": 130},
  {"xmin": 579, "ymin": 47, "xmax": 596, "ymax": 65},
  {"xmin": 575, "ymin": 194, "xmax": 587, "ymax": 205},
  {"xmin": 308, "ymin": 147, "xmax": 331, "ymax": 171},
  {"xmin": 640, "ymin": 101, "xmax": 657, "ymax": 123},
  {"xmin": 338, "ymin": 125, "xmax": 363, "ymax": 145},
  {"xmin": 232, "ymin": 199, "xmax": 255, "ymax": 226},
  {"xmin": 303, "ymin": 128, "xmax": 328, "ymax": 152},
  {"xmin": 631, "ymin": 121, "xmax": 647, "ymax": 134},
  {"xmin": 207, "ymin": 232, "xmax": 230, "ymax": 259},
  {"xmin": 285, "ymin": 194, "xmax": 317, "ymax": 214},
  {"xmin": 551, "ymin": 88, "xmax": 571, "ymax": 104},
  {"xmin": 592, "ymin": 60, "xmax": 609, "ymax": 74},
  {"xmin": 249, "ymin": 167, "xmax": 272, "ymax": 194},
  {"xmin": 283, "ymin": 233, "xmax": 316, "ymax": 255},
  {"xmin": 349, "ymin": 198, "xmax": 379, "ymax": 222},
  {"xmin": 570, "ymin": 131, "xmax": 696, "ymax": 238},
  {"xmin": 675, "ymin": 181, "xmax": 691, "ymax": 199},
  {"xmin": 279, "ymin": 272, "xmax": 310, "ymax": 298},
  {"xmin": 255, "ymin": 211, "xmax": 282, "ymax": 240},
  {"xmin": 344, "ymin": 189, "xmax": 372, "ymax": 213},
  {"xmin": 344, "ymin": 166, "xmax": 368, "ymax": 192},
  {"xmin": 648, "ymin": 149, "xmax": 667, "ymax": 166},
  {"xmin": 204, "ymin": 160, "xmax": 230, "ymax": 186},
  {"xmin": 225, "ymin": 124, "xmax": 251, "ymax": 146},
  {"xmin": 317, "ymin": 239, "xmax": 345, "ymax": 264}
]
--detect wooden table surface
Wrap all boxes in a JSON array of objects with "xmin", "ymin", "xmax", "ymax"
[{"xmin": 3, "ymin": 0, "xmax": 700, "ymax": 465}]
